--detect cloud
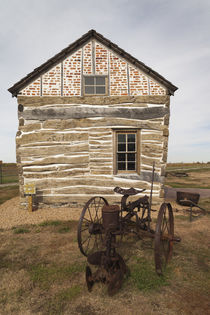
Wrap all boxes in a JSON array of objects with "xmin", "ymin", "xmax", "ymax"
[{"xmin": 1, "ymin": 0, "xmax": 210, "ymax": 162}]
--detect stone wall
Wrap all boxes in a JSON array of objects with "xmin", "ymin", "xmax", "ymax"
[{"xmin": 17, "ymin": 95, "xmax": 170, "ymax": 209}]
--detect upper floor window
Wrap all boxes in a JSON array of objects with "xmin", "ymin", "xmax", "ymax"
[{"xmin": 83, "ymin": 76, "xmax": 108, "ymax": 95}]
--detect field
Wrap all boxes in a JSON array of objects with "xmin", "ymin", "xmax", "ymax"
[
  {"xmin": 0, "ymin": 163, "xmax": 18, "ymax": 184},
  {"xmin": 0, "ymin": 163, "xmax": 209, "ymax": 314},
  {"xmin": 166, "ymin": 162, "xmax": 210, "ymax": 189}
]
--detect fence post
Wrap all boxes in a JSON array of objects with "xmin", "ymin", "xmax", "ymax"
[{"xmin": 0, "ymin": 161, "xmax": 2, "ymax": 184}]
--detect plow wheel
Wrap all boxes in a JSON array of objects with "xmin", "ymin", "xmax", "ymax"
[
  {"xmin": 77, "ymin": 197, "xmax": 108, "ymax": 256},
  {"xmin": 154, "ymin": 203, "xmax": 174, "ymax": 275}
]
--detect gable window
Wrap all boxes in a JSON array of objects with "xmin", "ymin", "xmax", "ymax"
[
  {"xmin": 83, "ymin": 76, "xmax": 108, "ymax": 95},
  {"xmin": 114, "ymin": 130, "xmax": 140, "ymax": 174}
]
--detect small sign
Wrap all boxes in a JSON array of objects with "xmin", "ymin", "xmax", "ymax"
[{"xmin": 24, "ymin": 183, "xmax": 36, "ymax": 195}]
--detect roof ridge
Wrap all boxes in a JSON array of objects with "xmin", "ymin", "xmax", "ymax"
[{"xmin": 8, "ymin": 29, "xmax": 178, "ymax": 96}]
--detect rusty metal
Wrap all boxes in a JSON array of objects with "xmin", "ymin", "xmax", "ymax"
[
  {"xmin": 77, "ymin": 196, "xmax": 108, "ymax": 257},
  {"xmin": 86, "ymin": 222, "xmax": 128, "ymax": 295},
  {"xmin": 78, "ymin": 171, "xmax": 181, "ymax": 295},
  {"xmin": 154, "ymin": 203, "xmax": 174, "ymax": 275},
  {"xmin": 102, "ymin": 204, "xmax": 120, "ymax": 232},
  {"xmin": 176, "ymin": 191, "xmax": 206, "ymax": 221},
  {"xmin": 148, "ymin": 162, "xmax": 155, "ymax": 231},
  {"xmin": 177, "ymin": 191, "xmax": 200, "ymax": 206}
]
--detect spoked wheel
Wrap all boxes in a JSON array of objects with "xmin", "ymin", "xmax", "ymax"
[
  {"xmin": 77, "ymin": 196, "xmax": 108, "ymax": 256},
  {"xmin": 154, "ymin": 203, "xmax": 174, "ymax": 275}
]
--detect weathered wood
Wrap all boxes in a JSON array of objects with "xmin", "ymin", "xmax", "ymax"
[
  {"xmin": 23, "ymin": 169, "xmax": 89, "ymax": 178},
  {"xmin": 22, "ymin": 177, "xmax": 156, "ymax": 190},
  {"xmin": 114, "ymin": 170, "xmax": 161, "ymax": 182},
  {"xmin": 33, "ymin": 195, "xmax": 160, "ymax": 207},
  {"xmin": 90, "ymin": 170, "xmax": 112, "ymax": 175},
  {"xmin": 162, "ymin": 128, "xmax": 169, "ymax": 137},
  {"xmin": 20, "ymin": 123, "xmax": 42, "ymax": 132},
  {"xmin": 21, "ymin": 155, "xmax": 89, "ymax": 166},
  {"xmin": 163, "ymin": 114, "xmax": 169, "ymax": 126},
  {"xmin": 16, "ymin": 93, "xmax": 170, "ymax": 208},
  {"xmin": 141, "ymin": 156, "xmax": 161, "ymax": 166},
  {"xmin": 89, "ymin": 146, "xmax": 112, "ymax": 152},
  {"xmin": 141, "ymin": 133, "xmax": 164, "ymax": 141},
  {"xmin": 134, "ymin": 95, "xmax": 169, "ymax": 104},
  {"xmin": 21, "ymin": 106, "xmax": 169, "ymax": 121},
  {"xmin": 42, "ymin": 118, "xmax": 164, "ymax": 131},
  {"xmin": 43, "ymin": 186, "xmax": 116, "ymax": 195},
  {"xmin": 18, "ymin": 143, "xmax": 89, "ymax": 157},
  {"xmin": 141, "ymin": 144, "xmax": 163, "ymax": 154},
  {"xmin": 17, "ymin": 131, "xmax": 88, "ymax": 145},
  {"xmin": 17, "ymin": 95, "xmax": 169, "ymax": 106}
]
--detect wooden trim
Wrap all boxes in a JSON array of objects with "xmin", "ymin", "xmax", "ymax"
[
  {"xmin": 21, "ymin": 106, "xmax": 168, "ymax": 121},
  {"xmin": 92, "ymin": 40, "xmax": 95, "ymax": 74},
  {"xmin": 61, "ymin": 62, "xmax": 63, "ymax": 96},
  {"xmin": 83, "ymin": 75, "xmax": 108, "ymax": 96},
  {"xmin": 17, "ymin": 95, "xmax": 170, "ymax": 106},
  {"xmin": 127, "ymin": 64, "xmax": 130, "ymax": 96},
  {"xmin": 113, "ymin": 130, "xmax": 117, "ymax": 175},
  {"xmin": 40, "ymin": 76, "xmax": 43, "ymax": 96},
  {"xmin": 113, "ymin": 129, "xmax": 140, "ymax": 175},
  {"xmin": 137, "ymin": 129, "xmax": 140, "ymax": 175}
]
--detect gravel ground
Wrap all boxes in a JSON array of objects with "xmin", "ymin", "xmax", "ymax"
[
  {"xmin": 0, "ymin": 197, "xmax": 82, "ymax": 229},
  {"xmin": 1, "ymin": 187, "xmax": 209, "ymax": 230}
]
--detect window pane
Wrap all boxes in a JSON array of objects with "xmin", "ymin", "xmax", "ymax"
[
  {"xmin": 118, "ymin": 162, "xmax": 126, "ymax": 170},
  {"xmin": 117, "ymin": 153, "xmax": 126, "ymax": 161},
  {"xmin": 96, "ymin": 77, "xmax": 105, "ymax": 85},
  {"xmin": 85, "ymin": 77, "xmax": 94, "ymax": 85},
  {"xmin": 127, "ymin": 153, "xmax": 135, "ymax": 161},
  {"xmin": 118, "ymin": 143, "xmax": 126, "ymax": 152},
  {"xmin": 128, "ymin": 162, "xmax": 136, "ymax": 170},
  {"xmin": 117, "ymin": 134, "xmax": 126, "ymax": 142},
  {"xmin": 128, "ymin": 143, "xmax": 135, "ymax": 151},
  {"xmin": 85, "ymin": 86, "xmax": 94, "ymax": 94},
  {"xmin": 128, "ymin": 134, "xmax": 136, "ymax": 142},
  {"xmin": 96, "ymin": 86, "xmax": 106, "ymax": 94}
]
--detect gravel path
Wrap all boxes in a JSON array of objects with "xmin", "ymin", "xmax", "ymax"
[
  {"xmin": 0, "ymin": 197, "xmax": 81, "ymax": 229},
  {"xmin": 1, "ymin": 187, "xmax": 209, "ymax": 229}
]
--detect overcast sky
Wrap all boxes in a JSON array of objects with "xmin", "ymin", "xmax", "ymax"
[{"xmin": 1, "ymin": 0, "xmax": 210, "ymax": 163}]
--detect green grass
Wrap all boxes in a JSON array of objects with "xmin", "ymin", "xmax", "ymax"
[
  {"xmin": 57, "ymin": 227, "xmax": 71, "ymax": 233},
  {"xmin": 1, "ymin": 175, "xmax": 18, "ymax": 184},
  {"xmin": 165, "ymin": 182, "xmax": 210, "ymax": 189},
  {"xmin": 174, "ymin": 215, "xmax": 190, "ymax": 221},
  {"xmin": 42, "ymin": 286, "xmax": 81, "ymax": 315},
  {"xmin": 130, "ymin": 257, "xmax": 170, "ymax": 292},
  {"xmin": 0, "ymin": 163, "xmax": 18, "ymax": 184},
  {"xmin": 0, "ymin": 185, "xmax": 19, "ymax": 205},
  {"xmin": 13, "ymin": 228, "xmax": 30, "ymax": 234},
  {"xmin": 28, "ymin": 262, "xmax": 85, "ymax": 289},
  {"xmin": 38, "ymin": 220, "xmax": 63, "ymax": 227}
]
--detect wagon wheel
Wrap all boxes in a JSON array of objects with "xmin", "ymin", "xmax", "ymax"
[
  {"xmin": 77, "ymin": 196, "xmax": 108, "ymax": 257},
  {"xmin": 154, "ymin": 203, "xmax": 174, "ymax": 275}
]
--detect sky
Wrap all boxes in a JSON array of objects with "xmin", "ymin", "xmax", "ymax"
[{"xmin": 1, "ymin": 0, "xmax": 210, "ymax": 163}]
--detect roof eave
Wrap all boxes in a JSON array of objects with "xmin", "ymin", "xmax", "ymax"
[{"xmin": 8, "ymin": 29, "xmax": 178, "ymax": 97}]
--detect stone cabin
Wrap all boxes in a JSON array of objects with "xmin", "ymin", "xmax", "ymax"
[{"xmin": 8, "ymin": 29, "xmax": 178, "ymax": 209}]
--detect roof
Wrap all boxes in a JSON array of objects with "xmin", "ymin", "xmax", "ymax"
[{"xmin": 8, "ymin": 29, "xmax": 178, "ymax": 96}]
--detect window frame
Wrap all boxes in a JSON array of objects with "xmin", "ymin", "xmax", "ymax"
[
  {"xmin": 113, "ymin": 129, "xmax": 140, "ymax": 175},
  {"xmin": 83, "ymin": 75, "xmax": 108, "ymax": 96}
]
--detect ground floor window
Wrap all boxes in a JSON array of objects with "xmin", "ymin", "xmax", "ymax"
[{"xmin": 113, "ymin": 130, "xmax": 140, "ymax": 174}]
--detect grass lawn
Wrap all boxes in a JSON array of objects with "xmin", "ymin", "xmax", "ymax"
[
  {"xmin": 165, "ymin": 163, "xmax": 210, "ymax": 189},
  {"xmin": 0, "ymin": 215, "xmax": 209, "ymax": 314},
  {"xmin": 0, "ymin": 163, "xmax": 209, "ymax": 314},
  {"xmin": 0, "ymin": 185, "xmax": 19, "ymax": 205}
]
